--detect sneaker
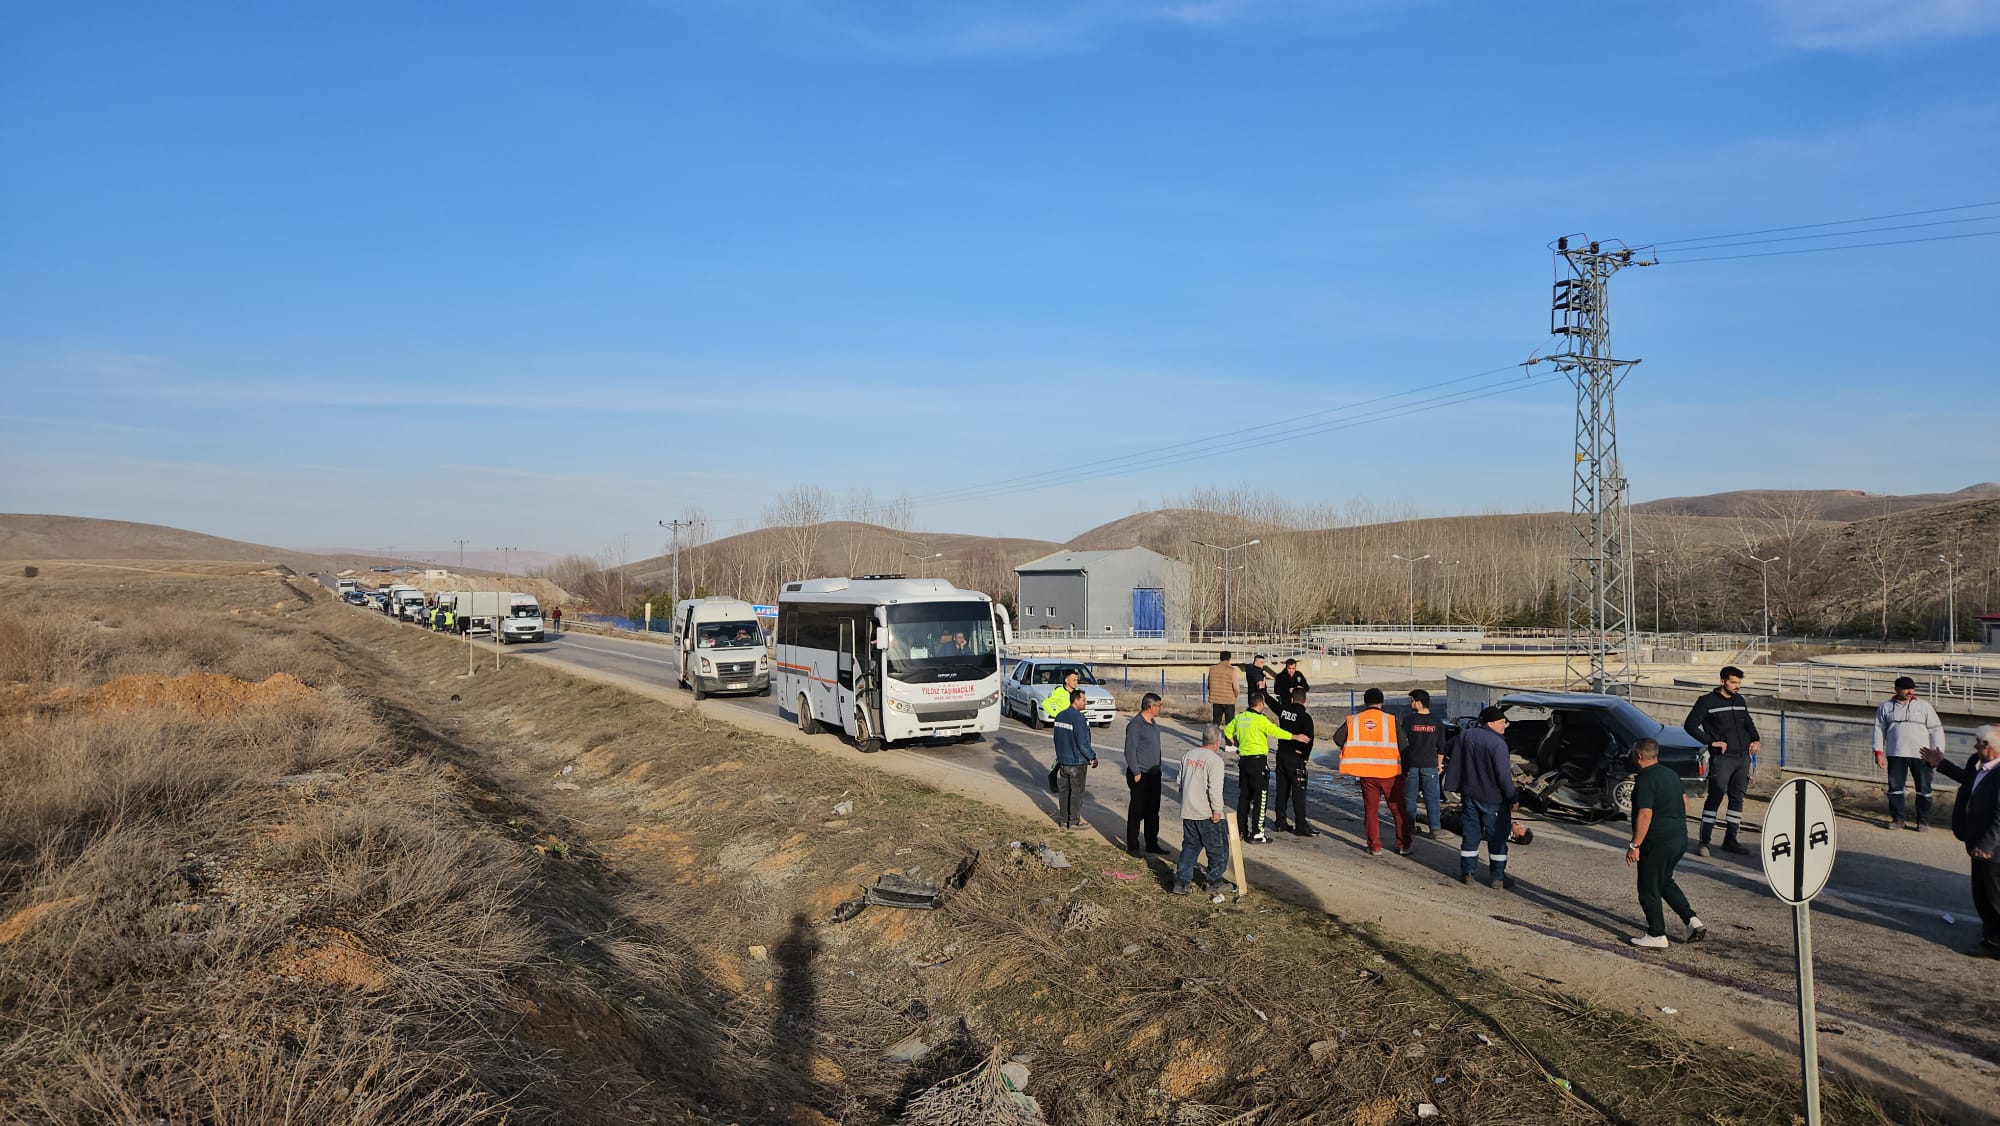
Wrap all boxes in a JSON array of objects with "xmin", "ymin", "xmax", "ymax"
[
  {"xmin": 1629, "ymin": 934, "xmax": 1670, "ymax": 950},
  {"xmin": 1722, "ymin": 839, "xmax": 1747, "ymax": 855},
  {"xmin": 1914, "ymin": 821, "xmax": 1928, "ymax": 833},
  {"xmin": 1455, "ymin": 872, "xmax": 1470, "ymax": 885},
  {"xmin": 1146, "ymin": 844, "xmax": 1172, "ymax": 855},
  {"xmin": 1395, "ymin": 847, "xmax": 1414, "ymax": 857},
  {"xmin": 1250, "ymin": 833, "xmax": 1270, "ymax": 844},
  {"xmin": 1694, "ymin": 843, "xmax": 1711, "ymax": 857},
  {"xmin": 1274, "ymin": 823, "xmax": 1292, "ymax": 834},
  {"xmin": 1685, "ymin": 917, "xmax": 1707, "ymax": 943},
  {"xmin": 1888, "ymin": 819, "xmax": 1904, "ymax": 831},
  {"xmin": 1214, "ymin": 881, "xmax": 1240, "ymax": 896},
  {"xmin": 1368, "ymin": 847, "xmax": 1384, "ymax": 858},
  {"xmin": 1170, "ymin": 883, "xmax": 1191, "ymax": 896}
]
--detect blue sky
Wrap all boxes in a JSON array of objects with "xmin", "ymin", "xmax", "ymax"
[{"xmin": 3, "ymin": 0, "xmax": 1996, "ymax": 557}]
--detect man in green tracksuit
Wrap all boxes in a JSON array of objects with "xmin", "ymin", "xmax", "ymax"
[
  {"xmin": 1225, "ymin": 696, "xmax": 1308, "ymax": 844},
  {"xmin": 1625, "ymin": 738, "xmax": 1706, "ymax": 949}
]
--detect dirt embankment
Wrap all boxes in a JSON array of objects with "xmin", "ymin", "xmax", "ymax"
[{"xmin": 0, "ymin": 567, "xmax": 1938, "ymax": 1125}]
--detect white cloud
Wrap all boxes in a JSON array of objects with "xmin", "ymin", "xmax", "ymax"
[{"xmin": 1762, "ymin": 0, "xmax": 2000, "ymax": 48}]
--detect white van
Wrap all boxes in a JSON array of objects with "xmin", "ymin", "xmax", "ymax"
[
  {"xmin": 393, "ymin": 587, "xmax": 428, "ymax": 621},
  {"xmin": 499, "ymin": 593, "xmax": 545, "ymax": 644},
  {"xmin": 673, "ymin": 597, "xmax": 769, "ymax": 700}
]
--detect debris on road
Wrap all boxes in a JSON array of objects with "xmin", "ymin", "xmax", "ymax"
[
  {"xmin": 866, "ymin": 873, "xmax": 945, "ymax": 910},
  {"xmin": 833, "ymin": 800, "xmax": 855, "ymax": 816},
  {"xmin": 1659, "ymin": 1006, "xmax": 1678, "ymax": 1015},
  {"xmin": 1034, "ymin": 846, "xmax": 1070, "ymax": 870}
]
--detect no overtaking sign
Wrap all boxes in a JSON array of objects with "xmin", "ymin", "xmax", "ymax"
[{"xmin": 1759, "ymin": 777, "xmax": 1837, "ymax": 904}]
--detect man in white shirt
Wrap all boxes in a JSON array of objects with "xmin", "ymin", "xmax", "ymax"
[{"xmin": 1873, "ymin": 676, "xmax": 1946, "ymax": 831}]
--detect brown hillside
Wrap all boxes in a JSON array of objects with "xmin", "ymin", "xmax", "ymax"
[
  {"xmin": 0, "ymin": 514, "xmax": 476, "ymax": 578},
  {"xmin": 1066, "ymin": 508, "xmax": 1278, "ymax": 554},
  {"xmin": 1634, "ymin": 483, "xmax": 2000, "ymax": 521}
]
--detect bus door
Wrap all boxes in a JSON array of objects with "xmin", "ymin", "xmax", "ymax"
[{"xmin": 838, "ymin": 619, "xmax": 856, "ymax": 694}]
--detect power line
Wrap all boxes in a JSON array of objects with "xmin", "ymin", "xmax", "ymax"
[
  {"xmin": 1654, "ymin": 212, "xmax": 2000, "ymax": 253},
  {"xmin": 904, "ymin": 361, "xmax": 1526, "ymax": 508},
  {"xmin": 1657, "ymin": 227, "xmax": 2000, "ymax": 264},
  {"xmin": 1651, "ymin": 199, "xmax": 2000, "ymax": 247},
  {"xmin": 914, "ymin": 371, "xmax": 1556, "ymax": 509}
]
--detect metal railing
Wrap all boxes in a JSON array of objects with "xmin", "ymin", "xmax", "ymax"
[{"xmin": 1771, "ymin": 660, "xmax": 2000, "ymax": 712}]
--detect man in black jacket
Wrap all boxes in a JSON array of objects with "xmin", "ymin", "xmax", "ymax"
[
  {"xmin": 1272, "ymin": 686, "xmax": 1317, "ymax": 836},
  {"xmin": 1683, "ymin": 666, "xmax": 1761, "ymax": 856},
  {"xmin": 1922, "ymin": 724, "xmax": 2000, "ymax": 957}
]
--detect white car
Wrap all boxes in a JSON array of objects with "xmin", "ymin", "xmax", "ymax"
[{"xmin": 1002, "ymin": 658, "xmax": 1117, "ymax": 728}]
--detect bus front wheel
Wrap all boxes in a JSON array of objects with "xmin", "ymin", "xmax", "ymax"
[
  {"xmin": 855, "ymin": 707, "xmax": 883, "ymax": 754},
  {"xmin": 797, "ymin": 695, "xmax": 820, "ymax": 736}
]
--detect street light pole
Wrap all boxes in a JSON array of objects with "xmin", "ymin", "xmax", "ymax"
[
  {"xmin": 1643, "ymin": 549, "xmax": 1662, "ymax": 634},
  {"xmin": 902, "ymin": 550, "xmax": 943, "ymax": 579},
  {"xmin": 1749, "ymin": 554, "xmax": 1781, "ymax": 643},
  {"xmin": 1937, "ymin": 554, "xmax": 1958, "ymax": 654},
  {"xmin": 1390, "ymin": 553, "xmax": 1431, "ymax": 674},
  {"xmin": 1437, "ymin": 560, "xmax": 1461, "ymax": 625},
  {"xmin": 1194, "ymin": 539, "xmax": 1260, "ymax": 641}
]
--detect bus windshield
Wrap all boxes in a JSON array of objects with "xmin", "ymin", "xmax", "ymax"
[
  {"xmin": 697, "ymin": 620, "xmax": 762, "ymax": 648},
  {"xmin": 884, "ymin": 602, "xmax": 996, "ymax": 683}
]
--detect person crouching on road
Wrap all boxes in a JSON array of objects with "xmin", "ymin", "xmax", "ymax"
[
  {"xmin": 1224, "ymin": 696, "xmax": 1306, "ymax": 844},
  {"xmin": 1921, "ymin": 725, "xmax": 2000, "ymax": 958},
  {"xmin": 1124, "ymin": 692, "xmax": 1169, "ymax": 857},
  {"xmin": 1273, "ymin": 686, "xmax": 1317, "ymax": 836},
  {"xmin": 1875, "ymin": 675, "xmax": 1945, "ymax": 831},
  {"xmin": 1625, "ymin": 737, "xmax": 1706, "ymax": 949},
  {"xmin": 1051, "ymin": 689, "xmax": 1097, "ymax": 831},
  {"xmin": 1334, "ymin": 688, "xmax": 1412, "ymax": 857},
  {"xmin": 1172, "ymin": 725, "xmax": 1235, "ymax": 896},
  {"xmin": 1445, "ymin": 706, "xmax": 1517, "ymax": 888}
]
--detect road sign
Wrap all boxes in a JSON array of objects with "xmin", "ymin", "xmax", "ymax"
[
  {"xmin": 1760, "ymin": 777, "xmax": 1837, "ymax": 904},
  {"xmin": 1760, "ymin": 776, "xmax": 1837, "ymax": 1126}
]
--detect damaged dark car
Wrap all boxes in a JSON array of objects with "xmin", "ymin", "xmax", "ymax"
[{"xmin": 1445, "ymin": 692, "xmax": 1709, "ymax": 820}]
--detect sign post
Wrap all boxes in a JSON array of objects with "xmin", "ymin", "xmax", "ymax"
[{"xmin": 1758, "ymin": 777, "xmax": 1837, "ymax": 1126}]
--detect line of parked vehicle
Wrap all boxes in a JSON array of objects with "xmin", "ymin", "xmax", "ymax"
[{"xmin": 329, "ymin": 576, "xmax": 546, "ymax": 643}]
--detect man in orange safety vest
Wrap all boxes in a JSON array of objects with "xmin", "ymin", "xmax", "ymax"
[{"xmin": 1333, "ymin": 687, "xmax": 1413, "ymax": 857}]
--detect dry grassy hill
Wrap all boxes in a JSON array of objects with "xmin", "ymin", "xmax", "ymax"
[
  {"xmin": 0, "ymin": 514, "xmax": 487, "ymax": 580},
  {"xmin": 1634, "ymin": 483, "xmax": 2000, "ymax": 521}
]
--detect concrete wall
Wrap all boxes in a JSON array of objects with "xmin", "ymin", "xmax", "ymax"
[{"xmin": 1018, "ymin": 571, "xmax": 1089, "ymax": 630}]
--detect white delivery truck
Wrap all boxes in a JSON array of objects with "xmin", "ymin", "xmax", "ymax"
[
  {"xmin": 452, "ymin": 591, "xmax": 508, "ymax": 635},
  {"xmin": 498, "ymin": 593, "xmax": 545, "ymax": 644},
  {"xmin": 394, "ymin": 587, "xmax": 428, "ymax": 621},
  {"xmin": 672, "ymin": 597, "xmax": 770, "ymax": 700}
]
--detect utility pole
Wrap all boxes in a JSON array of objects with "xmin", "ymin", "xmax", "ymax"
[
  {"xmin": 1643, "ymin": 549, "xmax": 1663, "ymax": 634},
  {"xmin": 658, "ymin": 518, "xmax": 705, "ymax": 608},
  {"xmin": 452, "ymin": 539, "xmax": 470, "ymax": 568},
  {"xmin": 1533, "ymin": 235, "xmax": 1654, "ymax": 691},
  {"xmin": 1750, "ymin": 554, "xmax": 1781, "ymax": 643},
  {"xmin": 1391, "ymin": 553, "xmax": 1431, "ymax": 674},
  {"xmin": 1194, "ymin": 539, "xmax": 1260, "ymax": 640},
  {"xmin": 496, "ymin": 546, "xmax": 516, "ymax": 579},
  {"xmin": 1937, "ymin": 553, "xmax": 1958, "ymax": 655}
]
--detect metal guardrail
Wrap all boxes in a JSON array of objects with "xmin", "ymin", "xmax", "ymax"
[{"xmin": 1772, "ymin": 661, "xmax": 2000, "ymax": 711}]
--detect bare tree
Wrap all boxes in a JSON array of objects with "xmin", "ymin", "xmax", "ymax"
[{"xmin": 764, "ymin": 485, "xmax": 833, "ymax": 581}]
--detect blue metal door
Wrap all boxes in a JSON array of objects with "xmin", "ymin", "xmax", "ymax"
[{"xmin": 1132, "ymin": 587, "xmax": 1165, "ymax": 636}]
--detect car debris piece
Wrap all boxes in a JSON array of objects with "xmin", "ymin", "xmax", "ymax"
[
  {"xmin": 865, "ymin": 873, "xmax": 945, "ymax": 910},
  {"xmin": 833, "ymin": 800, "xmax": 855, "ymax": 816},
  {"xmin": 1035, "ymin": 846, "xmax": 1070, "ymax": 869}
]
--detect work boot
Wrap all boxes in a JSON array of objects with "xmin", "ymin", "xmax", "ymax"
[
  {"xmin": 1722, "ymin": 838, "xmax": 1747, "ymax": 855},
  {"xmin": 1170, "ymin": 883, "xmax": 1190, "ymax": 896},
  {"xmin": 1888, "ymin": 818, "xmax": 1904, "ymax": 831},
  {"xmin": 1695, "ymin": 842, "xmax": 1711, "ymax": 857}
]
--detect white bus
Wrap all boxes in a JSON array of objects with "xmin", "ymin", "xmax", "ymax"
[{"xmin": 776, "ymin": 576, "xmax": 1013, "ymax": 752}]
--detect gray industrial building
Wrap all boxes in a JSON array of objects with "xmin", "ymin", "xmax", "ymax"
[{"xmin": 1014, "ymin": 547, "xmax": 1189, "ymax": 637}]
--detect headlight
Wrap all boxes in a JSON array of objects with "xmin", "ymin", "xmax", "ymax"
[
  {"xmin": 700, "ymin": 658, "xmax": 714, "ymax": 674},
  {"xmin": 757, "ymin": 655, "xmax": 768, "ymax": 670},
  {"xmin": 886, "ymin": 698, "xmax": 915, "ymax": 713},
  {"xmin": 976, "ymin": 692, "xmax": 1000, "ymax": 709}
]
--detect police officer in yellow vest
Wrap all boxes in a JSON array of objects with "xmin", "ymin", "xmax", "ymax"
[
  {"xmin": 1224, "ymin": 696, "xmax": 1309, "ymax": 844},
  {"xmin": 1334, "ymin": 688, "xmax": 1413, "ymax": 856}
]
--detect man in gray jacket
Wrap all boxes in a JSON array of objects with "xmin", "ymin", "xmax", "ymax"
[
  {"xmin": 1172, "ymin": 725, "xmax": 1235, "ymax": 895},
  {"xmin": 1124, "ymin": 693, "xmax": 1169, "ymax": 857},
  {"xmin": 1874, "ymin": 676, "xmax": 1946, "ymax": 831}
]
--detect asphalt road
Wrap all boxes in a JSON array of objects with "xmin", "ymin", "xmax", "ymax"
[{"xmin": 450, "ymin": 622, "xmax": 2000, "ymax": 1116}]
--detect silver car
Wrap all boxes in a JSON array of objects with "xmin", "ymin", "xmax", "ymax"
[{"xmin": 1002, "ymin": 658, "xmax": 1118, "ymax": 728}]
